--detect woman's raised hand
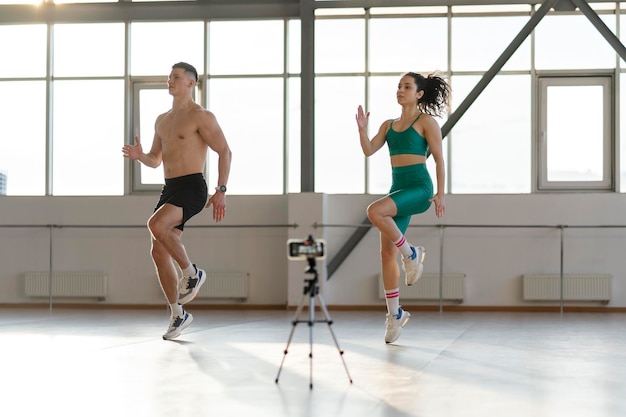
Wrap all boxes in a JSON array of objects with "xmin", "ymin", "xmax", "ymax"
[{"xmin": 355, "ymin": 105, "xmax": 370, "ymax": 130}]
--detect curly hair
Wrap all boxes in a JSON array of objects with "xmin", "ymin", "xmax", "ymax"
[{"xmin": 403, "ymin": 72, "xmax": 451, "ymax": 117}]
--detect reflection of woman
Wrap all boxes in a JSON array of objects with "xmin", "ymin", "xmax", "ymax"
[{"xmin": 356, "ymin": 72, "xmax": 450, "ymax": 344}]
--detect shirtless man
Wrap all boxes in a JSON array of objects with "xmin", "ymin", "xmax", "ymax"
[{"xmin": 122, "ymin": 62, "xmax": 232, "ymax": 340}]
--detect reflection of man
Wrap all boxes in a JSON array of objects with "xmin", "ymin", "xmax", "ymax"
[{"xmin": 122, "ymin": 62, "xmax": 232, "ymax": 340}]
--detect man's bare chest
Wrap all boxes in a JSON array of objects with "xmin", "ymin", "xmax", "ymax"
[{"xmin": 157, "ymin": 112, "xmax": 198, "ymax": 142}]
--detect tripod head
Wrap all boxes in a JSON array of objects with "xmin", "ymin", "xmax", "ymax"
[{"xmin": 305, "ymin": 255, "xmax": 318, "ymax": 276}]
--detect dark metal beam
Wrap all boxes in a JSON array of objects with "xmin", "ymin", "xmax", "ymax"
[
  {"xmin": 0, "ymin": 0, "xmax": 299, "ymax": 24},
  {"xmin": 300, "ymin": 0, "xmax": 315, "ymax": 192},
  {"xmin": 571, "ymin": 0, "xmax": 626, "ymax": 62},
  {"xmin": 439, "ymin": 0, "xmax": 558, "ymax": 139}
]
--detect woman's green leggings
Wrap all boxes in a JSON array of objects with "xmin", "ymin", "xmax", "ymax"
[{"xmin": 387, "ymin": 163, "xmax": 433, "ymax": 234}]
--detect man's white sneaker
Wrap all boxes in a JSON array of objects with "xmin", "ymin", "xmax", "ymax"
[
  {"xmin": 162, "ymin": 310, "xmax": 193, "ymax": 340},
  {"xmin": 402, "ymin": 246, "xmax": 426, "ymax": 286},
  {"xmin": 178, "ymin": 265, "xmax": 206, "ymax": 305},
  {"xmin": 384, "ymin": 307, "xmax": 411, "ymax": 344}
]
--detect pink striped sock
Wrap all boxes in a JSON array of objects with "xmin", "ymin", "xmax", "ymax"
[
  {"xmin": 385, "ymin": 288, "xmax": 400, "ymax": 316},
  {"xmin": 392, "ymin": 235, "xmax": 413, "ymax": 258}
]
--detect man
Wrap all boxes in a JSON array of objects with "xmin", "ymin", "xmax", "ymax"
[{"xmin": 122, "ymin": 62, "xmax": 232, "ymax": 340}]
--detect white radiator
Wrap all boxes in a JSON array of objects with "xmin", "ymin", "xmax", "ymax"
[
  {"xmin": 24, "ymin": 271, "xmax": 107, "ymax": 299},
  {"xmin": 197, "ymin": 272, "xmax": 249, "ymax": 300},
  {"xmin": 522, "ymin": 274, "xmax": 611, "ymax": 302},
  {"xmin": 379, "ymin": 273, "xmax": 465, "ymax": 301}
]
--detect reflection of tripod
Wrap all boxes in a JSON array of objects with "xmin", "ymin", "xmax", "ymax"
[{"xmin": 275, "ymin": 257, "xmax": 353, "ymax": 389}]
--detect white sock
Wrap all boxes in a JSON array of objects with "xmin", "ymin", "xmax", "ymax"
[
  {"xmin": 392, "ymin": 235, "xmax": 413, "ymax": 258},
  {"xmin": 182, "ymin": 264, "xmax": 196, "ymax": 278},
  {"xmin": 385, "ymin": 288, "xmax": 400, "ymax": 317},
  {"xmin": 170, "ymin": 303, "xmax": 183, "ymax": 317}
]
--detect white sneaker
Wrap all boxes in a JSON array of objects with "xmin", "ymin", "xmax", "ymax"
[
  {"xmin": 384, "ymin": 307, "xmax": 411, "ymax": 344},
  {"xmin": 402, "ymin": 246, "xmax": 425, "ymax": 286},
  {"xmin": 178, "ymin": 265, "xmax": 206, "ymax": 305},
  {"xmin": 162, "ymin": 310, "xmax": 193, "ymax": 340}
]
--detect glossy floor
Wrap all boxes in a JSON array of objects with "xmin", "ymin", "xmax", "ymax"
[{"xmin": 1, "ymin": 307, "xmax": 625, "ymax": 417}]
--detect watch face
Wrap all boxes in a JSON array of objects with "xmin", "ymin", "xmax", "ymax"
[{"xmin": 219, "ymin": 185, "xmax": 227, "ymax": 192}]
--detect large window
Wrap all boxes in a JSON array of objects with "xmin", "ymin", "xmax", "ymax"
[
  {"xmin": 535, "ymin": 13, "xmax": 617, "ymax": 70},
  {"xmin": 1, "ymin": 2, "xmax": 626, "ymax": 196},
  {"xmin": 54, "ymin": 23, "xmax": 125, "ymax": 77},
  {"xmin": 208, "ymin": 78, "xmax": 285, "ymax": 194},
  {"xmin": 207, "ymin": 20, "xmax": 288, "ymax": 195},
  {"xmin": 0, "ymin": 25, "xmax": 47, "ymax": 196},
  {"xmin": 0, "ymin": 81, "xmax": 46, "ymax": 196},
  {"xmin": 451, "ymin": 15, "xmax": 531, "ymax": 71},
  {"xmin": 451, "ymin": 75, "xmax": 532, "ymax": 194},
  {"xmin": 52, "ymin": 80, "xmax": 125, "ymax": 195},
  {"xmin": 51, "ymin": 23, "xmax": 125, "ymax": 196}
]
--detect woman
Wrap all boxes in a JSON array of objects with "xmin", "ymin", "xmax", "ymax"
[{"xmin": 356, "ymin": 72, "xmax": 450, "ymax": 343}]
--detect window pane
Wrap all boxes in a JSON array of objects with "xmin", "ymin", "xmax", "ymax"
[
  {"xmin": 53, "ymin": 80, "xmax": 124, "ymax": 195},
  {"xmin": 450, "ymin": 75, "xmax": 531, "ymax": 194},
  {"xmin": 137, "ymin": 89, "xmax": 169, "ymax": 185},
  {"xmin": 315, "ymin": 19, "xmax": 365, "ymax": 73},
  {"xmin": 315, "ymin": 76, "xmax": 364, "ymax": 193},
  {"xmin": 130, "ymin": 22, "xmax": 204, "ymax": 76},
  {"xmin": 287, "ymin": 77, "xmax": 301, "ymax": 193},
  {"xmin": 0, "ymin": 25, "xmax": 47, "ymax": 77},
  {"xmin": 451, "ymin": 16, "xmax": 531, "ymax": 71},
  {"xmin": 208, "ymin": 78, "xmax": 284, "ymax": 195},
  {"xmin": 546, "ymin": 85, "xmax": 603, "ymax": 181},
  {"xmin": 535, "ymin": 14, "xmax": 616, "ymax": 70},
  {"xmin": 367, "ymin": 76, "xmax": 397, "ymax": 194},
  {"xmin": 369, "ymin": 17, "xmax": 447, "ymax": 73},
  {"xmin": 288, "ymin": 20, "xmax": 301, "ymax": 74},
  {"xmin": 0, "ymin": 81, "xmax": 46, "ymax": 196},
  {"xmin": 621, "ymin": 14, "xmax": 626, "ymax": 68},
  {"xmin": 54, "ymin": 23, "xmax": 124, "ymax": 77},
  {"xmin": 209, "ymin": 21, "xmax": 284, "ymax": 75}
]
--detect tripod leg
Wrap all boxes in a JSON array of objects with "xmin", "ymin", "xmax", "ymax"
[
  {"xmin": 275, "ymin": 293, "xmax": 308, "ymax": 384},
  {"xmin": 315, "ymin": 294, "xmax": 353, "ymax": 384},
  {"xmin": 308, "ymin": 288, "xmax": 315, "ymax": 389}
]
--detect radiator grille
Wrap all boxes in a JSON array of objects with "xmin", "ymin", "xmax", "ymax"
[
  {"xmin": 197, "ymin": 272, "xmax": 249, "ymax": 300},
  {"xmin": 24, "ymin": 271, "xmax": 107, "ymax": 298},
  {"xmin": 379, "ymin": 273, "xmax": 465, "ymax": 301},
  {"xmin": 522, "ymin": 274, "xmax": 611, "ymax": 302}
]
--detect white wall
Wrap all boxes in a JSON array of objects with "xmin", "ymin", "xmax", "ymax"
[{"xmin": 2, "ymin": 193, "xmax": 626, "ymax": 308}]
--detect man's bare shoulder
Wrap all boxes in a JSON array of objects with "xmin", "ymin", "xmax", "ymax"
[
  {"xmin": 156, "ymin": 109, "xmax": 173, "ymax": 122},
  {"xmin": 192, "ymin": 105, "xmax": 218, "ymax": 122}
]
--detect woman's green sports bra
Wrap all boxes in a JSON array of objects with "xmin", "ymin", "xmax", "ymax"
[{"xmin": 386, "ymin": 114, "xmax": 429, "ymax": 157}]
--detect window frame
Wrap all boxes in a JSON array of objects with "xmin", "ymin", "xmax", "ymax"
[{"xmin": 536, "ymin": 74, "xmax": 614, "ymax": 192}]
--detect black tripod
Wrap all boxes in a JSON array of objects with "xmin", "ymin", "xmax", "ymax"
[{"xmin": 275, "ymin": 256, "xmax": 353, "ymax": 389}]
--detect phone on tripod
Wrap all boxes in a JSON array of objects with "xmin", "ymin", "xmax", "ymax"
[{"xmin": 287, "ymin": 237, "xmax": 326, "ymax": 260}]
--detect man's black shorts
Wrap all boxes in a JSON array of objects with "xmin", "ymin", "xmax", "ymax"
[{"xmin": 154, "ymin": 173, "xmax": 208, "ymax": 231}]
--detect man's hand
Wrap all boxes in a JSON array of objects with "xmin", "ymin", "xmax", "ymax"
[
  {"xmin": 122, "ymin": 136, "xmax": 143, "ymax": 160},
  {"xmin": 206, "ymin": 191, "xmax": 226, "ymax": 222}
]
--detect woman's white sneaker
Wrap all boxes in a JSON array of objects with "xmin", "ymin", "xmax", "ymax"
[
  {"xmin": 384, "ymin": 307, "xmax": 411, "ymax": 344},
  {"xmin": 402, "ymin": 246, "xmax": 425, "ymax": 286}
]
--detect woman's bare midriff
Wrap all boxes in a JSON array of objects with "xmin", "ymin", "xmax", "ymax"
[{"xmin": 391, "ymin": 154, "xmax": 427, "ymax": 167}]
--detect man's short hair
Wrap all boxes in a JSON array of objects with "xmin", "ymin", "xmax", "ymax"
[{"xmin": 172, "ymin": 62, "xmax": 198, "ymax": 82}]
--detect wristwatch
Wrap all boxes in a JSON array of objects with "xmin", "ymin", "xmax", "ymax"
[{"xmin": 215, "ymin": 185, "xmax": 227, "ymax": 193}]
